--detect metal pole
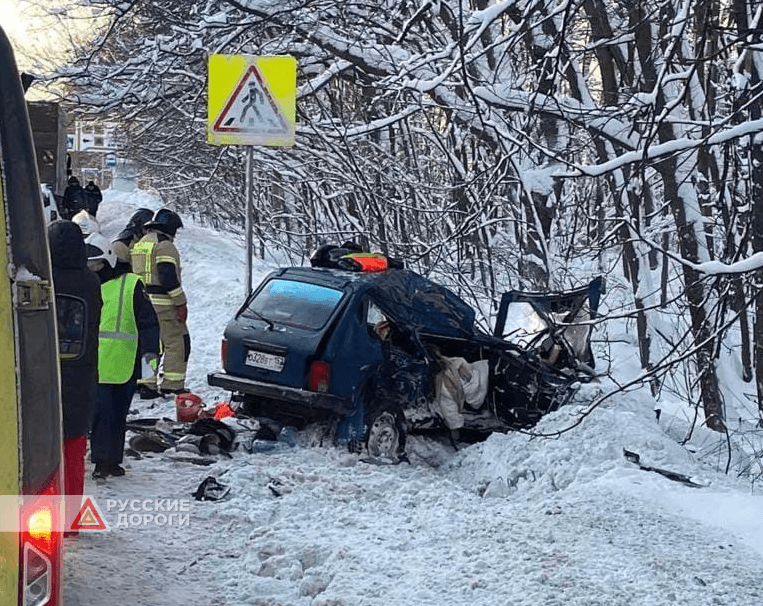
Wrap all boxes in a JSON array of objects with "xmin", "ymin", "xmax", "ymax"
[{"xmin": 245, "ymin": 145, "xmax": 254, "ymax": 297}]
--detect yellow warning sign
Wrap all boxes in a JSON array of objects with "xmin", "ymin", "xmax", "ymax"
[{"xmin": 208, "ymin": 54, "xmax": 296, "ymax": 146}]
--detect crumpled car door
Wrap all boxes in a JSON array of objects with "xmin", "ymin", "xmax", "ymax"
[{"xmin": 493, "ymin": 276, "xmax": 603, "ymax": 376}]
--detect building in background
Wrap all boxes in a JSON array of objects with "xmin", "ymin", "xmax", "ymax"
[
  {"xmin": 27, "ymin": 105, "xmax": 137, "ymax": 201},
  {"xmin": 64, "ymin": 119, "xmax": 138, "ymax": 191},
  {"xmin": 67, "ymin": 119, "xmax": 117, "ymax": 188}
]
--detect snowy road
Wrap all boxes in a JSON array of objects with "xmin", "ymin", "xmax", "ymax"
[
  {"xmin": 63, "ymin": 190, "xmax": 763, "ymax": 606},
  {"xmin": 64, "ymin": 426, "xmax": 763, "ymax": 606}
]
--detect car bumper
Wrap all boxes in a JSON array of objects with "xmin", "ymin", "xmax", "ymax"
[{"xmin": 207, "ymin": 371, "xmax": 353, "ymax": 415}]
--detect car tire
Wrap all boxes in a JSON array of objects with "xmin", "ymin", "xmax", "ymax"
[{"xmin": 365, "ymin": 410, "xmax": 405, "ymax": 461}]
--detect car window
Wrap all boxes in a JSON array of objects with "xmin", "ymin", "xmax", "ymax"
[
  {"xmin": 366, "ymin": 300, "xmax": 386, "ymax": 325},
  {"xmin": 365, "ymin": 299, "xmax": 391, "ymax": 341},
  {"xmin": 501, "ymin": 301, "xmax": 548, "ymax": 346},
  {"xmin": 242, "ymin": 278, "xmax": 343, "ymax": 330}
]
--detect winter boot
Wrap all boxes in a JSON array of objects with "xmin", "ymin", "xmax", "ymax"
[
  {"xmin": 139, "ymin": 385, "xmax": 161, "ymax": 400},
  {"xmin": 92, "ymin": 463, "xmax": 109, "ymax": 480}
]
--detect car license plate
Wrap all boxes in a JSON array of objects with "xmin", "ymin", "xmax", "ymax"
[{"xmin": 245, "ymin": 349, "xmax": 285, "ymax": 372}]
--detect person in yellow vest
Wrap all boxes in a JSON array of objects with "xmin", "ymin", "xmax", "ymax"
[
  {"xmin": 130, "ymin": 208, "xmax": 190, "ymax": 398},
  {"xmin": 85, "ymin": 233, "xmax": 159, "ymax": 479}
]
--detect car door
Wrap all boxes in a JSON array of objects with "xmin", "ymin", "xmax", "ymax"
[
  {"xmin": 324, "ymin": 294, "xmax": 388, "ymax": 440},
  {"xmin": 327, "ymin": 295, "xmax": 387, "ymax": 397},
  {"xmin": 223, "ymin": 276, "xmax": 348, "ymax": 390}
]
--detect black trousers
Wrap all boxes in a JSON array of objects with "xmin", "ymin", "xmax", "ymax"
[{"xmin": 90, "ymin": 379, "xmax": 137, "ymax": 465}]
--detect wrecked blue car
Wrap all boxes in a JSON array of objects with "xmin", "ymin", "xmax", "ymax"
[{"xmin": 207, "ymin": 261, "xmax": 601, "ymax": 460}]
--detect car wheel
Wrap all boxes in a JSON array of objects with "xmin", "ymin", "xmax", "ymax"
[{"xmin": 366, "ymin": 411, "xmax": 402, "ymax": 460}]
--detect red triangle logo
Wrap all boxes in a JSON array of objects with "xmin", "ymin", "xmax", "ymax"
[{"xmin": 71, "ymin": 497, "xmax": 108, "ymax": 531}]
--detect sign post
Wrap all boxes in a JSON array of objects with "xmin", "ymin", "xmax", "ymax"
[
  {"xmin": 207, "ymin": 54, "xmax": 297, "ymax": 295},
  {"xmin": 245, "ymin": 146, "xmax": 254, "ymax": 295}
]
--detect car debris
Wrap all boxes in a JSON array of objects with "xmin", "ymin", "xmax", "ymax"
[
  {"xmin": 192, "ymin": 476, "xmax": 231, "ymax": 501},
  {"xmin": 623, "ymin": 449, "xmax": 709, "ymax": 487}
]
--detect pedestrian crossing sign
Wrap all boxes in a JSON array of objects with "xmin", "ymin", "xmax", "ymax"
[{"xmin": 207, "ymin": 54, "xmax": 296, "ymax": 146}]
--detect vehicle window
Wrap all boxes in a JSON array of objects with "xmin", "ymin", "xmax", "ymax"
[
  {"xmin": 242, "ymin": 279, "xmax": 343, "ymax": 330},
  {"xmin": 550, "ymin": 305, "xmax": 592, "ymax": 360},
  {"xmin": 365, "ymin": 299, "xmax": 391, "ymax": 341},
  {"xmin": 366, "ymin": 300, "xmax": 386, "ymax": 325},
  {"xmin": 501, "ymin": 301, "xmax": 548, "ymax": 346},
  {"xmin": 56, "ymin": 294, "xmax": 87, "ymax": 359}
]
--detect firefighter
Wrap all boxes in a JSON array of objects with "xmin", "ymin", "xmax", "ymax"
[
  {"xmin": 130, "ymin": 208, "xmax": 190, "ymax": 398},
  {"xmin": 112, "ymin": 207, "xmax": 154, "ymax": 270}
]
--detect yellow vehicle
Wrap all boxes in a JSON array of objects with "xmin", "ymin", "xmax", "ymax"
[{"xmin": 0, "ymin": 25, "xmax": 65, "ymax": 606}]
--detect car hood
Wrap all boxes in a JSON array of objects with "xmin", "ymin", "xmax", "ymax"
[{"xmin": 367, "ymin": 270, "xmax": 475, "ymax": 338}]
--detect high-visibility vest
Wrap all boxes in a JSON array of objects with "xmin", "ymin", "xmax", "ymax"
[{"xmin": 98, "ymin": 273, "xmax": 141, "ymax": 384}]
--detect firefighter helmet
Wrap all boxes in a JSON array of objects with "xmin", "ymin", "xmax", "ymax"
[
  {"xmin": 71, "ymin": 209, "xmax": 100, "ymax": 237},
  {"xmin": 128, "ymin": 208, "xmax": 155, "ymax": 231},
  {"xmin": 85, "ymin": 232, "xmax": 117, "ymax": 268},
  {"xmin": 144, "ymin": 208, "xmax": 183, "ymax": 237},
  {"xmin": 116, "ymin": 207, "xmax": 155, "ymax": 241}
]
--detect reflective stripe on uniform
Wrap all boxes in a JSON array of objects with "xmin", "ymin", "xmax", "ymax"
[
  {"xmin": 99, "ymin": 331, "xmax": 139, "ymax": 340},
  {"xmin": 131, "ymin": 238, "xmax": 156, "ymax": 285},
  {"xmin": 148, "ymin": 294, "xmax": 175, "ymax": 306},
  {"xmin": 134, "ymin": 234, "xmax": 187, "ymax": 307},
  {"xmin": 168, "ymin": 286, "xmax": 184, "ymax": 300}
]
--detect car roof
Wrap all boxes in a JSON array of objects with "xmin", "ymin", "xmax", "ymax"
[
  {"xmin": 274, "ymin": 265, "xmax": 378, "ymax": 290},
  {"xmin": 270, "ymin": 266, "xmax": 476, "ymax": 338}
]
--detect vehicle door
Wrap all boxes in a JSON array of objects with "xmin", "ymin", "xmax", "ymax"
[
  {"xmin": 223, "ymin": 276, "xmax": 348, "ymax": 390},
  {"xmin": 493, "ymin": 277, "xmax": 603, "ymax": 371},
  {"xmin": 1, "ymin": 25, "xmax": 64, "ymax": 606},
  {"xmin": 326, "ymin": 295, "xmax": 388, "ymax": 399}
]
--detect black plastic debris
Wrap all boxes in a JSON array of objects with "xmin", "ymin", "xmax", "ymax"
[
  {"xmin": 128, "ymin": 431, "xmax": 174, "ymax": 453},
  {"xmin": 187, "ymin": 418, "xmax": 236, "ymax": 454},
  {"xmin": 623, "ymin": 449, "xmax": 709, "ymax": 488},
  {"xmin": 192, "ymin": 476, "xmax": 231, "ymax": 501}
]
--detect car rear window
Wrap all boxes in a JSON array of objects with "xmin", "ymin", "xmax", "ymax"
[{"xmin": 242, "ymin": 278, "xmax": 343, "ymax": 330}]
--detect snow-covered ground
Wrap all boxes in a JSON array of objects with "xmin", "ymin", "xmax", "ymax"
[{"xmin": 63, "ymin": 189, "xmax": 763, "ymax": 606}]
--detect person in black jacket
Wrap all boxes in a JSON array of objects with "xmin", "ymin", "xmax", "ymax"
[
  {"xmin": 84, "ymin": 180, "xmax": 103, "ymax": 216},
  {"xmin": 48, "ymin": 220, "xmax": 103, "ymax": 536},
  {"xmin": 86, "ymin": 233, "xmax": 160, "ymax": 479},
  {"xmin": 61, "ymin": 176, "xmax": 87, "ymax": 220}
]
